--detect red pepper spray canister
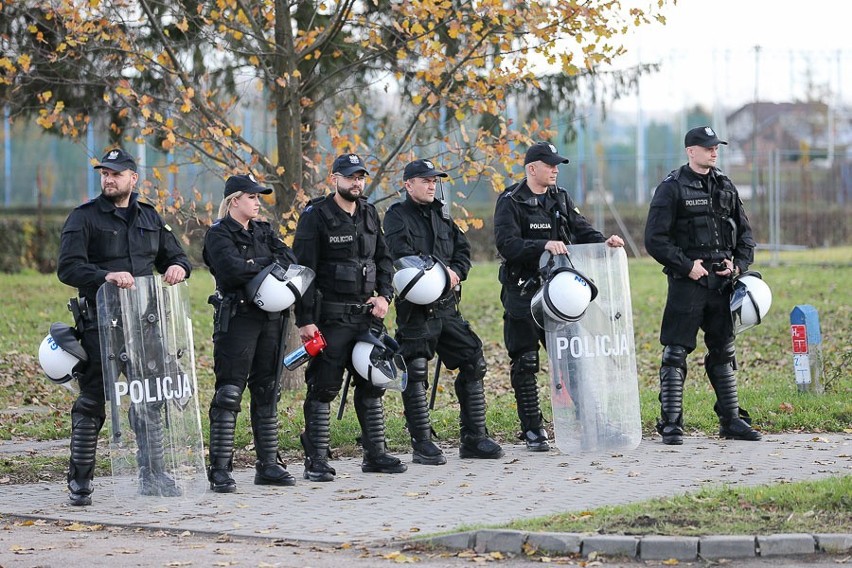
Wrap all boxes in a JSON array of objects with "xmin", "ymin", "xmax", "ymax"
[{"xmin": 282, "ymin": 330, "xmax": 327, "ymax": 370}]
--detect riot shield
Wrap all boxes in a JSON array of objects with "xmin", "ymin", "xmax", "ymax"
[
  {"xmin": 544, "ymin": 243, "xmax": 642, "ymax": 453},
  {"xmin": 97, "ymin": 275, "xmax": 207, "ymax": 501}
]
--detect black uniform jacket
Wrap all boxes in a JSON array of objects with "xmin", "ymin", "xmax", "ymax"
[
  {"xmin": 293, "ymin": 194, "xmax": 393, "ymax": 327},
  {"xmin": 58, "ymin": 193, "xmax": 191, "ymax": 304},
  {"xmin": 382, "ymin": 194, "xmax": 471, "ymax": 280},
  {"xmin": 494, "ymin": 179, "xmax": 604, "ymax": 288},
  {"xmin": 645, "ymin": 165, "xmax": 755, "ymax": 278},
  {"xmin": 202, "ymin": 214, "xmax": 297, "ymax": 295}
]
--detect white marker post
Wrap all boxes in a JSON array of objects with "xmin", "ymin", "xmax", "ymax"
[{"xmin": 790, "ymin": 305, "xmax": 824, "ymax": 394}]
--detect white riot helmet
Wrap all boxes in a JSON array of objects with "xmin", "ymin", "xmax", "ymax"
[
  {"xmin": 352, "ymin": 330, "xmax": 408, "ymax": 392},
  {"xmin": 38, "ymin": 323, "xmax": 87, "ymax": 390},
  {"xmin": 531, "ymin": 252, "xmax": 599, "ymax": 329},
  {"xmin": 245, "ymin": 263, "xmax": 315, "ymax": 312},
  {"xmin": 730, "ymin": 271, "xmax": 772, "ymax": 334},
  {"xmin": 392, "ymin": 255, "xmax": 451, "ymax": 305}
]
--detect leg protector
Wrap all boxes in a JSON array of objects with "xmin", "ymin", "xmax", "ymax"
[
  {"xmin": 251, "ymin": 399, "xmax": 296, "ymax": 486},
  {"xmin": 353, "ymin": 389, "xmax": 407, "ymax": 474},
  {"xmin": 301, "ymin": 396, "xmax": 336, "ymax": 482},
  {"xmin": 706, "ymin": 342, "xmax": 761, "ymax": 441},
  {"xmin": 455, "ymin": 374, "xmax": 503, "ymax": 460},
  {"xmin": 68, "ymin": 409, "xmax": 104, "ymax": 507},
  {"xmin": 402, "ymin": 361, "xmax": 445, "ymax": 465},
  {"xmin": 656, "ymin": 345, "xmax": 687, "ymax": 445},
  {"xmin": 511, "ymin": 351, "xmax": 549, "ymax": 451},
  {"xmin": 131, "ymin": 403, "xmax": 182, "ymax": 497},
  {"xmin": 207, "ymin": 385, "xmax": 242, "ymax": 493}
]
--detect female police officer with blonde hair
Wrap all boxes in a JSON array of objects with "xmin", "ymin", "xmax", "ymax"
[{"xmin": 203, "ymin": 174, "xmax": 299, "ymax": 492}]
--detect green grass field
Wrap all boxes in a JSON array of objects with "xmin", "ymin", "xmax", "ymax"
[{"xmin": 0, "ymin": 247, "xmax": 849, "ymax": 535}]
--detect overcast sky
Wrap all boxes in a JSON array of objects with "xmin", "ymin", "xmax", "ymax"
[{"xmin": 609, "ymin": 0, "xmax": 851, "ymax": 115}]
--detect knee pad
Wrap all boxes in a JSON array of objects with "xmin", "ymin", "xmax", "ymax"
[
  {"xmin": 249, "ymin": 381, "xmax": 279, "ymax": 407},
  {"xmin": 514, "ymin": 351, "xmax": 539, "ymax": 375},
  {"xmin": 458, "ymin": 353, "xmax": 487, "ymax": 382},
  {"xmin": 353, "ymin": 379, "xmax": 385, "ymax": 400},
  {"xmin": 706, "ymin": 340, "xmax": 736, "ymax": 369},
  {"xmin": 406, "ymin": 358, "xmax": 429, "ymax": 383},
  {"xmin": 72, "ymin": 395, "xmax": 106, "ymax": 419},
  {"xmin": 661, "ymin": 345, "xmax": 688, "ymax": 370},
  {"xmin": 307, "ymin": 383, "xmax": 340, "ymax": 404},
  {"xmin": 211, "ymin": 384, "xmax": 243, "ymax": 412}
]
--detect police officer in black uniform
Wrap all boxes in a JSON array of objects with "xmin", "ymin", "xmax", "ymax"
[
  {"xmin": 294, "ymin": 153, "xmax": 406, "ymax": 481},
  {"xmin": 57, "ymin": 148, "xmax": 191, "ymax": 506},
  {"xmin": 203, "ymin": 174, "xmax": 300, "ymax": 493},
  {"xmin": 645, "ymin": 126, "xmax": 761, "ymax": 445},
  {"xmin": 494, "ymin": 142, "xmax": 624, "ymax": 452},
  {"xmin": 383, "ymin": 159, "xmax": 503, "ymax": 465}
]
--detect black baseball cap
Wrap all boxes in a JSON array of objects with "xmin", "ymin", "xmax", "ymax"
[
  {"xmin": 403, "ymin": 159, "xmax": 448, "ymax": 181},
  {"xmin": 684, "ymin": 126, "xmax": 728, "ymax": 148},
  {"xmin": 332, "ymin": 153, "xmax": 369, "ymax": 176},
  {"xmin": 93, "ymin": 148, "xmax": 137, "ymax": 172},
  {"xmin": 524, "ymin": 142, "xmax": 570, "ymax": 166},
  {"xmin": 224, "ymin": 174, "xmax": 273, "ymax": 197}
]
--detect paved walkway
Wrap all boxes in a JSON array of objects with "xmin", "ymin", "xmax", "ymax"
[{"xmin": 1, "ymin": 433, "xmax": 849, "ymax": 556}]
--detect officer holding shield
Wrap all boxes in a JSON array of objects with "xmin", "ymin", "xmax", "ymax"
[
  {"xmin": 203, "ymin": 174, "xmax": 301, "ymax": 493},
  {"xmin": 293, "ymin": 153, "xmax": 406, "ymax": 481},
  {"xmin": 645, "ymin": 126, "xmax": 761, "ymax": 445},
  {"xmin": 494, "ymin": 142, "xmax": 623, "ymax": 452},
  {"xmin": 57, "ymin": 148, "xmax": 191, "ymax": 506},
  {"xmin": 383, "ymin": 159, "xmax": 503, "ymax": 465}
]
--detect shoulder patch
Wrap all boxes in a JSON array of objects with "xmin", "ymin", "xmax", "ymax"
[{"xmin": 164, "ymin": 224, "xmax": 173, "ymax": 232}]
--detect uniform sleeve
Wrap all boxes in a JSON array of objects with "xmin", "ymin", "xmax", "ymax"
[
  {"xmin": 563, "ymin": 194, "xmax": 605, "ymax": 244},
  {"xmin": 154, "ymin": 216, "xmax": 192, "ymax": 278},
  {"xmin": 732, "ymin": 192, "xmax": 756, "ymax": 273},
  {"xmin": 382, "ymin": 205, "xmax": 417, "ymax": 260},
  {"xmin": 449, "ymin": 220, "xmax": 472, "ymax": 281},
  {"xmin": 373, "ymin": 210, "xmax": 394, "ymax": 301},
  {"xmin": 202, "ymin": 224, "xmax": 259, "ymax": 289},
  {"xmin": 57, "ymin": 209, "xmax": 109, "ymax": 290},
  {"xmin": 493, "ymin": 194, "xmax": 547, "ymax": 263},
  {"xmin": 293, "ymin": 209, "xmax": 321, "ymax": 327},
  {"xmin": 644, "ymin": 181, "xmax": 693, "ymax": 276},
  {"xmin": 267, "ymin": 224, "xmax": 298, "ymax": 267}
]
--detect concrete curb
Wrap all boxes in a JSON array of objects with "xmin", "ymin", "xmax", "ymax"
[{"xmin": 423, "ymin": 529, "xmax": 852, "ymax": 561}]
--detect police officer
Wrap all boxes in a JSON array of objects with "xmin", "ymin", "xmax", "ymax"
[
  {"xmin": 645, "ymin": 126, "xmax": 761, "ymax": 445},
  {"xmin": 494, "ymin": 142, "xmax": 624, "ymax": 452},
  {"xmin": 383, "ymin": 159, "xmax": 503, "ymax": 465},
  {"xmin": 203, "ymin": 174, "xmax": 300, "ymax": 493},
  {"xmin": 293, "ymin": 153, "xmax": 406, "ymax": 481},
  {"xmin": 57, "ymin": 148, "xmax": 191, "ymax": 506}
]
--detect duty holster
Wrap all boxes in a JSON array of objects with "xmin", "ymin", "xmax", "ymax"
[
  {"xmin": 208, "ymin": 291, "xmax": 234, "ymax": 334},
  {"xmin": 68, "ymin": 297, "xmax": 94, "ymax": 333}
]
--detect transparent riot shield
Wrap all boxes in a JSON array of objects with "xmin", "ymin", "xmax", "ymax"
[
  {"xmin": 544, "ymin": 243, "xmax": 642, "ymax": 453},
  {"xmin": 97, "ymin": 275, "xmax": 207, "ymax": 501}
]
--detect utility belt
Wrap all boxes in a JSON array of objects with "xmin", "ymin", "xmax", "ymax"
[
  {"xmin": 425, "ymin": 292, "xmax": 458, "ymax": 317},
  {"xmin": 68, "ymin": 297, "xmax": 96, "ymax": 332},
  {"xmin": 321, "ymin": 301, "xmax": 374, "ymax": 320}
]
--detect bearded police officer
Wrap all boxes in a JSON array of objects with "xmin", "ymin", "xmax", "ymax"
[
  {"xmin": 383, "ymin": 159, "xmax": 503, "ymax": 465},
  {"xmin": 645, "ymin": 126, "xmax": 761, "ymax": 445},
  {"xmin": 57, "ymin": 148, "xmax": 191, "ymax": 506},
  {"xmin": 293, "ymin": 153, "xmax": 406, "ymax": 481},
  {"xmin": 203, "ymin": 175, "xmax": 300, "ymax": 493},
  {"xmin": 494, "ymin": 142, "xmax": 624, "ymax": 452}
]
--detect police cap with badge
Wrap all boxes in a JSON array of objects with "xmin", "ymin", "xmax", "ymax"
[
  {"xmin": 524, "ymin": 142, "xmax": 570, "ymax": 166},
  {"xmin": 403, "ymin": 159, "xmax": 448, "ymax": 181},
  {"xmin": 224, "ymin": 173, "xmax": 273, "ymax": 197},
  {"xmin": 684, "ymin": 126, "xmax": 728, "ymax": 148},
  {"xmin": 333, "ymin": 154, "xmax": 369, "ymax": 176},
  {"xmin": 94, "ymin": 148, "xmax": 137, "ymax": 172}
]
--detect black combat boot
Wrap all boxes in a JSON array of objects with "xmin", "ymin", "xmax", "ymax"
[
  {"xmin": 131, "ymin": 404, "xmax": 182, "ymax": 497},
  {"xmin": 512, "ymin": 372, "xmax": 549, "ymax": 451},
  {"xmin": 68, "ymin": 412, "xmax": 103, "ymax": 506},
  {"xmin": 656, "ymin": 365, "xmax": 685, "ymax": 445},
  {"xmin": 251, "ymin": 401, "xmax": 296, "ymax": 486},
  {"xmin": 455, "ymin": 378, "xmax": 503, "ymax": 459},
  {"xmin": 402, "ymin": 378, "xmax": 446, "ymax": 465},
  {"xmin": 354, "ymin": 390, "xmax": 407, "ymax": 474},
  {"xmin": 301, "ymin": 398, "xmax": 336, "ymax": 482},
  {"xmin": 208, "ymin": 405, "xmax": 238, "ymax": 493},
  {"xmin": 707, "ymin": 354, "xmax": 761, "ymax": 441}
]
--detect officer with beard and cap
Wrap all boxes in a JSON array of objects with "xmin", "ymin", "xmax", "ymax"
[
  {"xmin": 57, "ymin": 148, "xmax": 191, "ymax": 506},
  {"xmin": 494, "ymin": 141, "xmax": 624, "ymax": 452},
  {"xmin": 293, "ymin": 153, "xmax": 406, "ymax": 482},
  {"xmin": 383, "ymin": 159, "xmax": 503, "ymax": 466},
  {"xmin": 645, "ymin": 126, "xmax": 761, "ymax": 445}
]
